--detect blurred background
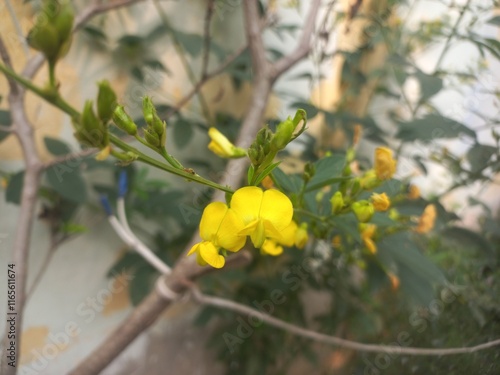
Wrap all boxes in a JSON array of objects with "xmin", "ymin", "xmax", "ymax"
[{"xmin": 0, "ymin": 0, "xmax": 499, "ymax": 374}]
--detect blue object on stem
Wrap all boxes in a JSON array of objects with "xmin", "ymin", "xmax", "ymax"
[
  {"xmin": 118, "ymin": 170, "xmax": 128, "ymax": 198},
  {"xmin": 100, "ymin": 195, "xmax": 113, "ymax": 216}
]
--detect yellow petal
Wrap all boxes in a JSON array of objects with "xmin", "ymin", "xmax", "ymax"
[
  {"xmin": 250, "ymin": 220, "xmax": 266, "ymax": 248},
  {"xmin": 294, "ymin": 224, "xmax": 308, "ymax": 249},
  {"xmin": 199, "ymin": 202, "xmax": 229, "ymax": 242},
  {"xmin": 277, "ymin": 220, "xmax": 298, "ymax": 247},
  {"xmin": 217, "ymin": 208, "xmax": 246, "ymax": 251},
  {"xmin": 261, "ymin": 240, "xmax": 283, "ymax": 256},
  {"xmin": 208, "ymin": 127, "xmax": 235, "ymax": 157},
  {"xmin": 259, "ymin": 189, "xmax": 293, "ymax": 231},
  {"xmin": 199, "ymin": 241, "xmax": 225, "ymax": 268},
  {"xmin": 187, "ymin": 243, "xmax": 200, "ymax": 256},
  {"xmin": 231, "ymin": 186, "xmax": 263, "ymax": 224},
  {"xmin": 371, "ymin": 192, "xmax": 391, "ymax": 211},
  {"xmin": 374, "ymin": 147, "xmax": 397, "ymax": 180}
]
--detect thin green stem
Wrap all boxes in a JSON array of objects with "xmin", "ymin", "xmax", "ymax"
[
  {"xmin": 294, "ymin": 208, "xmax": 326, "ymax": 222},
  {"xmin": 48, "ymin": 61, "xmax": 56, "ymax": 89},
  {"xmin": 0, "ymin": 61, "xmax": 233, "ymax": 194},
  {"xmin": 159, "ymin": 147, "xmax": 184, "ymax": 169}
]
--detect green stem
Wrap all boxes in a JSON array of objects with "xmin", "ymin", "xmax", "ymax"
[
  {"xmin": 48, "ymin": 61, "xmax": 56, "ymax": 89},
  {"xmin": 0, "ymin": 61, "xmax": 233, "ymax": 194},
  {"xmin": 109, "ymin": 134, "xmax": 232, "ymax": 192},
  {"xmin": 159, "ymin": 147, "xmax": 184, "ymax": 169}
]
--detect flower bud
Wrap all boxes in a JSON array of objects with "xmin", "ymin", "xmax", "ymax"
[
  {"xmin": 370, "ymin": 192, "xmax": 390, "ymax": 211},
  {"xmin": 53, "ymin": 1, "xmax": 74, "ymax": 44},
  {"xmin": 112, "ymin": 105, "xmax": 137, "ymax": 136},
  {"xmin": 374, "ymin": 147, "xmax": 397, "ymax": 180},
  {"xmin": 97, "ymin": 81, "xmax": 117, "ymax": 123},
  {"xmin": 360, "ymin": 169, "xmax": 380, "ymax": 190},
  {"xmin": 330, "ymin": 191, "xmax": 344, "ymax": 214},
  {"xmin": 271, "ymin": 117, "xmax": 295, "ymax": 151},
  {"xmin": 144, "ymin": 128, "xmax": 160, "ymax": 148},
  {"xmin": 208, "ymin": 127, "xmax": 246, "ymax": 158},
  {"xmin": 352, "ymin": 200, "xmax": 374, "ymax": 223},
  {"xmin": 142, "ymin": 97, "xmax": 166, "ymax": 147},
  {"xmin": 27, "ymin": 24, "xmax": 60, "ymax": 61},
  {"xmin": 294, "ymin": 223, "xmax": 309, "ymax": 249}
]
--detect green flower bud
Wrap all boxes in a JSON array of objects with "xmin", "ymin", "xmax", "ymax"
[
  {"xmin": 352, "ymin": 200, "xmax": 374, "ymax": 223},
  {"xmin": 350, "ymin": 178, "xmax": 361, "ymax": 196},
  {"xmin": 142, "ymin": 96, "xmax": 156, "ymax": 126},
  {"xmin": 142, "ymin": 96, "xmax": 166, "ymax": 146},
  {"xmin": 144, "ymin": 128, "xmax": 160, "ymax": 148},
  {"xmin": 271, "ymin": 117, "xmax": 295, "ymax": 151},
  {"xmin": 53, "ymin": 1, "xmax": 74, "ymax": 43},
  {"xmin": 360, "ymin": 169, "xmax": 381, "ymax": 190},
  {"xmin": 112, "ymin": 105, "xmax": 137, "ymax": 136},
  {"xmin": 97, "ymin": 81, "xmax": 117, "ymax": 123},
  {"xmin": 330, "ymin": 191, "xmax": 344, "ymax": 214},
  {"xmin": 27, "ymin": 24, "xmax": 60, "ymax": 61}
]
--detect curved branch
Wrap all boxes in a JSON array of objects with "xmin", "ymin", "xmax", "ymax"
[{"xmin": 192, "ymin": 289, "xmax": 500, "ymax": 356}]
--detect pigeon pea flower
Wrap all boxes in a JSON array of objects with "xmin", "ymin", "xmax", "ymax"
[
  {"xmin": 208, "ymin": 127, "xmax": 246, "ymax": 158},
  {"xmin": 374, "ymin": 147, "xmax": 397, "ymax": 180},
  {"xmin": 231, "ymin": 186, "xmax": 293, "ymax": 249},
  {"xmin": 188, "ymin": 202, "xmax": 246, "ymax": 268},
  {"xmin": 361, "ymin": 224, "xmax": 377, "ymax": 254},
  {"xmin": 261, "ymin": 240, "xmax": 284, "ymax": 256},
  {"xmin": 370, "ymin": 192, "xmax": 390, "ymax": 211}
]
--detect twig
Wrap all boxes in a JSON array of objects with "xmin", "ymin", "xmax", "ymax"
[
  {"xmin": 0, "ymin": 37, "xmax": 18, "ymax": 94},
  {"xmin": 5, "ymin": 0, "xmax": 30, "ymax": 58},
  {"xmin": 192, "ymin": 289, "xmax": 500, "ymax": 356},
  {"xmin": 0, "ymin": 125, "xmax": 12, "ymax": 132},
  {"xmin": 166, "ymin": 44, "xmax": 248, "ymax": 118},
  {"xmin": 201, "ymin": 0, "xmax": 216, "ymax": 80},
  {"xmin": 0, "ymin": 36, "xmax": 43, "ymax": 375},
  {"xmin": 152, "ymin": 0, "xmax": 212, "ymax": 123},
  {"xmin": 41, "ymin": 148, "xmax": 97, "ymax": 169}
]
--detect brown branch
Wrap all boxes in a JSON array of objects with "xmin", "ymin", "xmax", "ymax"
[
  {"xmin": 67, "ymin": 251, "xmax": 252, "ymax": 375},
  {"xmin": 0, "ymin": 37, "xmax": 18, "ymax": 94},
  {"xmin": 0, "ymin": 37, "xmax": 44, "ymax": 375},
  {"xmin": 41, "ymin": 148, "xmax": 97, "ymax": 169},
  {"xmin": 193, "ymin": 289, "xmax": 500, "ymax": 356},
  {"xmin": 201, "ymin": 0, "xmax": 216, "ymax": 80},
  {"xmin": 67, "ymin": 1, "xmax": 324, "ymax": 373},
  {"xmin": 272, "ymin": 0, "xmax": 322, "ymax": 79}
]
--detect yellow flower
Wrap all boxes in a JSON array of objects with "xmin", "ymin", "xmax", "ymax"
[
  {"xmin": 374, "ymin": 147, "xmax": 397, "ymax": 180},
  {"xmin": 95, "ymin": 145, "xmax": 111, "ymax": 161},
  {"xmin": 361, "ymin": 224, "xmax": 377, "ymax": 254},
  {"xmin": 294, "ymin": 223, "xmax": 309, "ymax": 249},
  {"xmin": 231, "ymin": 186, "xmax": 293, "ymax": 248},
  {"xmin": 331, "ymin": 235, "xmax": 342, "ymax": 249},
  {"xmin": 208, "ymin": 127, "xmax": 246, "ymax": 158},
  {"xmin": 415, "ymin": 204, "xmax": 436, "ymax": 234},
  {"xmin": 370, "ymin": 192, "xmax": 390, "ymax": 211},
  {"xmin": 261, "ymin": 240, "xmax": 284, "ymax": 256},
  {"xmin": 408, "ymin": 185, "xmax": 420, "ymax": 200},
  {"xmin": 188, "ymin": 202, "xmax": 245, "ymax": 268}
]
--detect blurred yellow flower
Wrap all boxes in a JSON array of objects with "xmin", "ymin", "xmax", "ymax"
[
  {"xmin": 361, "ymin": 224, "xmax": 377, "ymax": 254},
  {"xmin": 415, "ymin": 204, "xmax": 436, "ymax": 234},
  {"xmin": 371, "ymin": 192, "xmax": 390, "ymax": 211},
  {"xmin": 208, "ymin": 127, "xmax": 246, "ymax": 158},
  {"xmin": 408, "ymin": 185, "xmax": 420, "ymax": 200},
  {"xmin": 231, "ymin": 186, "xmax": 293, "ymax": 248},
  {"xmin": 188, "ymin": 202, "xmax": 246, "ymax": 268},
  {"xmin": 374, "ymin": 147, "xmax": 396, "ymax": 180},
  {"xmin": 295, "ymin": 223, "xmax": 309, "ymax": 249},
  {"xmin": 261, "ymin": 240, "xmax": 284, "ymax": 256}
]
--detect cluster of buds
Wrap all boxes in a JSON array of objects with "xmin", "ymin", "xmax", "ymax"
[
  {"xmin": 142, "ymin": 97, "xmax": 166, "ymax": 149},
  {"xmin": 74, "ymin": 81, "xmax": 118, "ymax": 158},
  {"xmin": 27, "ymin": 0, "xmax": 74, "ymax": 65}
]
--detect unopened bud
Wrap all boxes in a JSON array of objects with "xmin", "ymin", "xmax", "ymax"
[
  {"xmin": 97, "ymin": 81, "xmax": 117, "ymax": 123},
  {"xmin": 144, "ymin": 128, "xmax": 160, "ymax": 148},
  {"xmin": 352, "ymin": 200, "xmax": 374, "ymax": 223},
  {"xmin": 330, "ymin": 191, "xmax": 344, "ymax": 214},
  {"xmin": 112, "ymin": 105, "xmax": 137, "ymax": 136}
]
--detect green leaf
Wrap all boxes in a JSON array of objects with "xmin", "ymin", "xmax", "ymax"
[
  {"xmin": 415, "ymin": 70, "xmax": 443, "ymax": 102},
  {"xmin": 6, "ymin": 171, "xmax": 25, "ymax": 204},
  {"xmin": 46, "ymin": 165, "xmax": 87, "ymax": 203},
  {"xmin": 247, "ymin": 165, "xmax": 255, "ymax": 184},
  {"xmin": 173, "ymin": 119, "xmax": 193, "ymax": 148},
  {"xmin": 0, "ymin": 110, "xmax": 12, "ymax": 142},
  {"xmin": 129, "ymin": 264, "xmax": 156, "ymax": 306},
  {"xmin": 441, "ymin": 226, "xmax": 495, "ymax": 259},
  {"xmin": 290, "ymin": 101, "xmax": 319, "ymax": 118},
  {"xmin": 82, "ymin": 25, "xmax": 107, "ymax": 41},
  {"xmin": 487, "ymin": 15, "xmax": 500, "ymax": 26},
  {"xmin": 396, "ymin": 114, "xmax": 476, "ymax": 143},
  {"xmin": 271, "ymin": 168, "xmax": 302, "ymax": 194},
  {"xmin": 43, "ymin": 136, "xmax": 71, "ymax": 156},
  {"xmin": 174, "ymin": 31, "xmax": 203, "ymax": 57},
  {"xmin": 377, "ymin": 232, "xmax": 445, "ymax": 304},
  {"xmin": 467, "ymin": 144, "xmax": 497, "ymax": 173},
  {"xmin": 144, "ymin": 59, "xmax": 170, "ymax": 74},
  {"xmin": 253, "ymin": 161, "xmax": 281, "ymax": 186},
  {"xmin": 306, "ymin": 154, "xmax": 347, "ymax": 192}
]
